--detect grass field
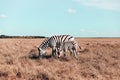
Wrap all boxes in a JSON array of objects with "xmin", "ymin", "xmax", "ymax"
[{"xmin": 0, "ymin": 38, "xmax": 120, "ymax": 80}]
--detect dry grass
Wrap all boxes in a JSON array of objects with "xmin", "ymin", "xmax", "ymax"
[{"xmin": 0, "ymin": 38, "xmax": 120, "ymax": 80}]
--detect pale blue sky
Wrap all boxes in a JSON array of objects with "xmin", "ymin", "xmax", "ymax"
[{"xmin": 0, "ymin": 0, "xmax": 120, "ymax": 37}]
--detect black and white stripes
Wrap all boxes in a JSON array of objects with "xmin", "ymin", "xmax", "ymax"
[
  {"xmin": 58, "ymin": 41, "xmax": 79, "ymax": 58},
  {"xmin": 38, "ymin": 35, "xmax": 75, "ymax": 57}
]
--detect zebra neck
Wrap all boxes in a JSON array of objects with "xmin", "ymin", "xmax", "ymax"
[
  {"xmin": 40, "ymin": 42, "xmax": 49, "ymax": 50},
  {"xmin": 40, "ymin": 45, "xmax": 48, "ymax": 50},
  {"xmin": 39, "ymin": 38, "xmax": 49, "ymax": 50}
]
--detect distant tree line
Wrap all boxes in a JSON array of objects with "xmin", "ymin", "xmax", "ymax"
[{"xmin": 0, "ymin": 35, "xmax": 45, "ymax": 38}]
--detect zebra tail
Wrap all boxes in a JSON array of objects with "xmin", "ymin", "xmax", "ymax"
[
  {"xmin": 78, "ymin": 45, "xmax": 82, "ymax": 49},
  {"xmin": 74, "ymin": 40, "xmax": 82, "ymax": 50}
]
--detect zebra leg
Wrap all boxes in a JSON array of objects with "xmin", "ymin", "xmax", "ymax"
[
  {"xmin": 52, "ymin": 46, "xmax": 56, "ymax": 57},
  {"xmin": 57, "ymin": 51, "xmax": 60, "ymax": 57},
  {"xmin": 57, "ymin": 49, "xmax": 62, "ymax": 58},
  {"xmin": 74, "ymin": 50, "xmax": 78, "ymax": 59},
  {"xmin": 58, "ymin": 49, "xmax": 65, "ymax": 58},
  {"xmin": 68, "ymin": 47, "xmax": 73, "ymax": 56},
  {"xmin": 63, "ymin": 48, "xmax": 66, "ymax": 57},
  {"xmin": 73, "ymin": 47, "xmax": 78, "ymax": 59},
  {"xmin": 72, "ymin": 46, "xmax": 78, "ymax": 58},
  {"xmin": 58, "ymin": 46, "xmax": 64, "ymax": 58},
  {"xmin": 58, "ymin": 51, "xmax": 63, "ymax": 58},
  {"xmin": 57, "ymin": 48, "xmax": 61, "ymax": 58}
]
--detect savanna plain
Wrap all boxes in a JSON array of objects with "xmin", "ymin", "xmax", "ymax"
[{"xmin": 0, "ymin": 38, "xmax": 120, "ymax": 80}]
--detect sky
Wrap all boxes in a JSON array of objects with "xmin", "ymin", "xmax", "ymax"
[{"xmin": 0, "ymin": 0, "xmax": 120, "ymax": 37}]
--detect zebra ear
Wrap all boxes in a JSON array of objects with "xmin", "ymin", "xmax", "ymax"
[
  {"xmin": 39, "ymin": 48, "xmax": 42, "ymax": 50},
  {"xmin": 38, "ymin": 48, "xmax": 41, "ymax": 51}
]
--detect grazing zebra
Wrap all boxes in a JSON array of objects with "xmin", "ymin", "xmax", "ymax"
[
  {"xmin": 57, "ymin": 41, "xmax": 81, "ymax": 58},
  {"xmin": 38, "ymin": 35, "xmax": 75, "ymax": 58}
]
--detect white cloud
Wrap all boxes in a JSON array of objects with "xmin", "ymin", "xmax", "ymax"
[
  {"xmin": 74, "ymin": 0, "xmax": 120, "ymax": 11},
  {"xmin": 80, "ymin": 29, "xmax": 96, "ymax": 33},
  {"xmin": 95, "ymin": 32, "xmax": 104, "ymax": 35},
  {"xmin": 67, "ymin": 8, "xmax": 77, "ymax": 13},
  {"xmin": 0, "ymin": 14, "xmax": 7, "ymax": 19}
]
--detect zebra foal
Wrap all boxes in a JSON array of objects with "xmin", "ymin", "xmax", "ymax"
[{"xmin": 57, "ymin": 41, "xmax": 80, "ymax": 58}]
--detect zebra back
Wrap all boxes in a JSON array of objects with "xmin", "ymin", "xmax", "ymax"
[
  {"xmin": 50, "ymin": 35, "xmax": 74, "ymax": 43},
  {"xmin": 39, "ymin": 35, "xmax": 75, "ymax": 50}
]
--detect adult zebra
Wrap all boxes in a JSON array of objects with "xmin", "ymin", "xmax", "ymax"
[{"xmin": 38, "ymin": 35, "xmax": 75, "ymax": 58}]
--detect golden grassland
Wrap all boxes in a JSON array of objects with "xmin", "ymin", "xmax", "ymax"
[{"xmin": 0, "ymin": 38, "xmax": 120, "ymax": 80}]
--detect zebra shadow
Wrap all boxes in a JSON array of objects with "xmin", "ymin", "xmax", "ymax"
[
  {"xmin": 29, "ymin": 54, "xmax": 70, "ymax": 61},
  {"xmin": 28, "ymin": 48, "xmax": 70, "ymax": 61},
  {"xmin": 59, "ymin": 57, "xmax": 69, "ymax": 61},
  {"xmin": 28, "ymin": 48, "xmax": 52, "ymax": 60},
  {"xmin": 29, "ymin": 54, "xmax": 52, "ymax": 60},
  {"xmin": 29, "ymin": 48, "xmax": 39, "ymax": 59},
  {"xmin": 29, "ymin": 55, "xmax": 39, "ymax": 59}
]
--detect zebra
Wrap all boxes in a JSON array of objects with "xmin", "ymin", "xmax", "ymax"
[
  {"xmin": 57, "ymin": 41, "xmax": 81, "ymax": 58},
  {"xmin": 38, "ymin": 35, "xmax": 75, "ymax": 58}
]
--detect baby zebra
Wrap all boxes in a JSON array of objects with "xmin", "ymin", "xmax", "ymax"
[{"xmin": 57, "ymin": 41, "xmax": 81, "ymax": 58}]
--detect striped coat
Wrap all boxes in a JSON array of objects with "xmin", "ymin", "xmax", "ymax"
[
  {"xmin": 38, "ymin": 35, "xmax": 75, "ymax": 58},
  {"xmin": 57, "ymin": 41, "xmax": 79, "ymax": 58}
]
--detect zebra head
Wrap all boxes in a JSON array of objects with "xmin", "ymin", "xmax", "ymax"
[{"xmin": 38, "ymin": 48, "xmax": 46, "ymax": 57}]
